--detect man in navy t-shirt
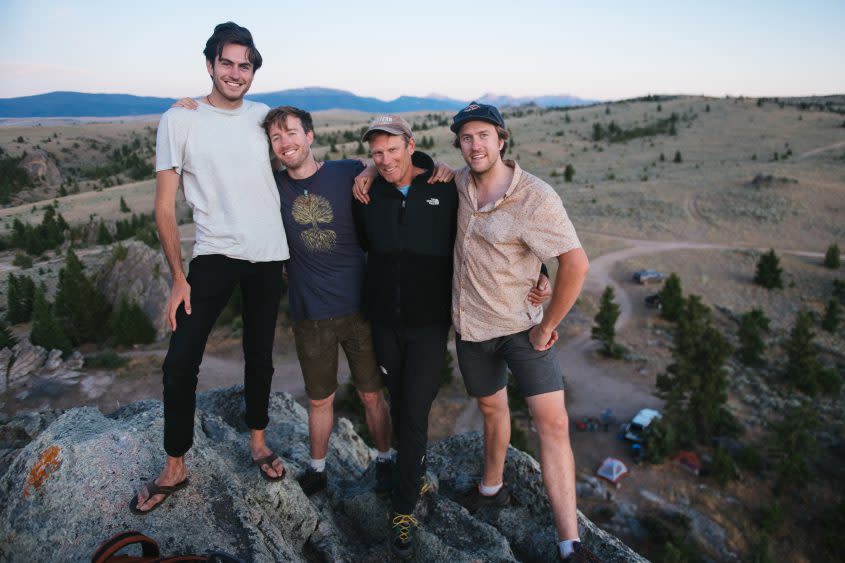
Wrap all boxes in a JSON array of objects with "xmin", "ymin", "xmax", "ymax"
[{"xmin": 264, "ymin": 106, "xmax": 393, "ymax": 496}]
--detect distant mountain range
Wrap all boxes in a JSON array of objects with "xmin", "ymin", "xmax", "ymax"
[{"xmin": 0, "ymin": 88, "xmax": 595, "ymax": 118}]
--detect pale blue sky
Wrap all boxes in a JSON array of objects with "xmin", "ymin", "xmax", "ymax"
[{"xmin": 1, "ymin": 0, "xmax": 843, "ymax": 101}]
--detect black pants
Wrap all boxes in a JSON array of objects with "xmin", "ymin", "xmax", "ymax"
[
  {"xmin": 162, "ymin": 255, "xmax": 284, "ymax": 457},
  {"xmin": 372, "ymin": 322, "xmax": 449, "ymax": 514}
]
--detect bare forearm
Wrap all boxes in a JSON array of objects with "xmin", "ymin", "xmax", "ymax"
[
  {"xmin": 156, "ymin": 209, "xmax": 184, "ymax": 279},
  {"xmin": 539, "ymin": 248, "xmax": 589, "ymax": 333}
]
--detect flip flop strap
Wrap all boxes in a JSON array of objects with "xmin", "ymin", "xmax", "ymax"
[
  {"xmin": 146, "ymin": 480, "xmax": 179, "ymax": 495},
  {"xmin": 91, "ymin": 530, "xmax": 160, "ymax": 563},
  {"xmin": 253, "ymin": 453, "xmax": 279, "ymax": 467}
]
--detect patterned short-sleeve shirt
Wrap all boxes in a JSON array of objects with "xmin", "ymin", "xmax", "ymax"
[{"xmin": 452, "ymin": 160, "xmax": 581, "ymax": 342}]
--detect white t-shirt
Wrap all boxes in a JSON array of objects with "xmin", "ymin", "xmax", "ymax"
[{"xmin": 155, "ymin": 100, "xmax": 289, "ymax": 262}]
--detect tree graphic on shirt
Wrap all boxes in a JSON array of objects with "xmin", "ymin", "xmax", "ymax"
[{"xmin": 292, "ymin": 194, "xmax": 337, "ymax": 252}]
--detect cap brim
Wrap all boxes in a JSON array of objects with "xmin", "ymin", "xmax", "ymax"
[
  {"xmin": 362, "ymin": 125, "xmax": 409, "ymax": 142},
  {"xmin": 450, "ymin": 116, "xmax": 502, "ymax": 133}
]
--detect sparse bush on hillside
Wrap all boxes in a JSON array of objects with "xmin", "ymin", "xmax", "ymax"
[
  {"xmin": 673, "ymin": 150, "xmax": 683, "ymax": 163},
  {"xmin": 564, "ymin": 164, "xmax": 575, "ymax": 182},
  {"xmin": 3, "ymin": 207, "xmax": 68, "ymax": 256},
  {"xmin": 84, "ymin": 349, "xmax": 128, "ymax": 369},
  {"xmin": 824, "ymin": 243, "xmax": 840, "ymax": 269},
  {"xmin": 754, "ymin": 250, "xmax": 783, "ymax": 289},
  {"xmin": 97, "ymin": 221, "xmax": 113, "ymax": 245},
  {"xmin": 12, "ymin": 253, "xmax": 33, "ymax": 269},
  {"xmin": 119, "ymin": 196, "xmax": 131, "ymax": 213}
]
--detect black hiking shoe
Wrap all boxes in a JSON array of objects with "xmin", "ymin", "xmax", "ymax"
[
  {"xmin": 560, "ymin": 541, "xmax": 601, "ymax": 562},
  {"xmin": 297, "ymin": 468, "xmax": 327, "ymax": 496},
  {"xmin": 375, "ymin": 458, "xmax": 394, "ymax": 497},
  {"xmin": 453, "ymin": 484, "xmax": 511, "ymax": 512},
  {"xmin": 389, "ymin": 512, "xmax": 419, "ymax": 560}
]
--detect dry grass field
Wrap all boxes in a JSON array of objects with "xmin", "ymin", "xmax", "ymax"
[{"xmin": 1, "ymin": 95, "xmax": 843, "ymax": 562}]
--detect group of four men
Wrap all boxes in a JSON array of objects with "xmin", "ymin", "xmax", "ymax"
[{"xmin": 131, "ymin": 21, "xmax": 593, "ymax": 562}]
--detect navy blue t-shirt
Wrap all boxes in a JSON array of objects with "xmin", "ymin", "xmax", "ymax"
[{"xmin": 274, "ymin": 160, "xmax": 367, "ymax": 321}]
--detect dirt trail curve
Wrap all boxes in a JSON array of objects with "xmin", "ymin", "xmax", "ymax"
[
  {"xmin": 798, "ymin": 139, "xmax": 845, "ymax": 160},
  {"xmin": 453, "ymin": 234, "xmax": 826, "ymax": 432}
]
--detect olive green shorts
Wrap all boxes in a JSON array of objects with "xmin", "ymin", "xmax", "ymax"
[{"xmin": 293, "ymin": 311, "xmax": 383, "ymax": 400}]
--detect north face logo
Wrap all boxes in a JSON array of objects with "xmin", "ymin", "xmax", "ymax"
[{"xmin": 426, "ymin": 198, "xmax": 439, "ymax": 206}]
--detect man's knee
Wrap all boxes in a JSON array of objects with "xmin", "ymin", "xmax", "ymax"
[
  {"xmin": 477, "ymin": 389, "xmax": 509, "ymax": 419},
  {"xmin": 357, "ymin": 389, "xmax": 384, "ymax": 410},
  {"xmin": 536, "ymin": 409, "xmax": 570, "ymax": 440},
  {"xmin": 308, "ymin": 393, "xmax": 335, "ymax": 412}
]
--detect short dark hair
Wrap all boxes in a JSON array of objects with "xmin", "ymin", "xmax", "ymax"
[
  {"xmin": 203, "ymin": 22, "xmax": 263, "ymax": 71},
  {"xmin": 262, "ymin": 106, "xmax": 314, "ymax": 136},
  {"xmin": 453, "ymin": 124, "xmax": 510, "ymax": 159}
]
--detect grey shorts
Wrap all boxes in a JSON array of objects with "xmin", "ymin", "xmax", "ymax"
[
  {"xmin": 456, "ymin": 329, "xmax": 565, "ymax": 398},
  {"xmin": 293, "ymin": 311, "xmax": 383, "ymax": 400}
]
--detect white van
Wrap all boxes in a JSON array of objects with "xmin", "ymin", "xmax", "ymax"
[{"xmin": 624, "ymin": 409, "xmax": 661, "ymax": 442}]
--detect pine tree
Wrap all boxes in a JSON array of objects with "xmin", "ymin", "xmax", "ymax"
[
  {"xmin": 673, "ymin": 150, "xmax": 683, "ymax": 163},
  {"xmin": 119, "ymin": 196, "xmax": 131, "ymax": 213},
  {"xmin": 754, "ymin": 249, "xmax": 783, "ymax": 289},
  {"xmin": 772, "ymin": 403, "xmax": 819, "ymax": 494},
  {"xmin": 784, "ymin": 310, "xmax": 840, "ymax": 396},
  {"xmin": 737, "ymin": 308, "xmax": 770, "ymax": 366},
  {"xmin": 355, "ymin": 141, "xmax": 365, "ymax": 156},
  {"xmin": 592, "ymin": 286, "xmax": 622, "ymax": 357},
  {"xmin": 656, "ymin": 295, "xmax": 736, "ymax": 446},
  {"xmin": 564, "ymin": 164, "xmax": 575, "ymax": 182},
  {"xmin": 824, "ymin": 243, "xmax": 841, "ymax": 269},
  {"xmin": 54, "ymin": 249, "xmax": 111, "ymax": 345},
  {"xmin": 658, "ymin": 273, "xmax": 684, "ymax": 322},
  {"xmin": 30, "ymin": 286, "xmax": 71, "ymax": 353},
  {"xmin": 6, "ymin": 272, "xmax": 36, "ymax": 324},
  {"xmin": 821, "ymin": 299, "xmax": 840, "ymax": 333},
  {"xmin": 0, "ymin": 318, "xmax": 17, "ymax": 349},
  {"xmin": 108, "ymin": 296, "xmax": 156, "ymax": 346},
  {"xmin": 97, "ymin": 221, "xmax": 113, "ymax": 245}
]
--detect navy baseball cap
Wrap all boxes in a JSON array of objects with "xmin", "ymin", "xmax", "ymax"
[{"xmin": 450, "ymin": 101, "xmax": 506, "ymax": 133}]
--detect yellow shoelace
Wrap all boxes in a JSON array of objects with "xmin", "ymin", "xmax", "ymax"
[{"xmin": 391, "ymin": 513, "xmax": 419, "ymax": 542}]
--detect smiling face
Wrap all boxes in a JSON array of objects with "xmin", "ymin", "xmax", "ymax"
[
  {"xmin": 268, "ymin": 115, "xmax": 314, "ymax": 171},
  {"xmin": 368, "ymin": 132, "xmax": 416, "ymax": 187},
  {"xmin": 457, "ymin": 120, "xmax": 505, "ymax": 176},
  {"xmin": 206, "ymin": 43, "xmax": 255, "ymax": 103}
]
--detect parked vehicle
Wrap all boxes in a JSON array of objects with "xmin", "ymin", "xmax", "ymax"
[
  {"xmin": 633, "ymin": 269, "xmax": 666, "ymax": 284},
  {"xmin": 623, "ymin": 408, "xmax": 662, "ymax": 442},
  {"xmin": 644, "ymin": 294, "xmax": 662, "ymax": 309}
]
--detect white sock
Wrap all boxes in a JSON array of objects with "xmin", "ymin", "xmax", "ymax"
[
  {"xmin": 478, "ymin": 482, "xmax": 503, "ymax": 496},
  {"xmin": 309, "ymin": 457, "xmax": 326, "ymax": 472},
  {"xmin": 377, "ymin": 448, "xmax": 396, "ymax": 461},
  {"xmin": 559, "ymin": 539, "xmax": 580, "ymax": 558}
]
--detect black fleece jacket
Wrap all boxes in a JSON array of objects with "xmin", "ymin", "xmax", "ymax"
[{"xmin": 354, "ymin": 151, "xmax": 457, "ymax": 328}]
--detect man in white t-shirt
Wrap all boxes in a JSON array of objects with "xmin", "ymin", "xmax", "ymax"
[{"xmin": 132, "ymin": 22, "xmax": 290, "ymax": 514}]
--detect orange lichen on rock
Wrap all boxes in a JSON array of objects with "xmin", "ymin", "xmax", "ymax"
[{"xmin": 23, "ymin": 445, "xmax": 62, "ymax": 498}]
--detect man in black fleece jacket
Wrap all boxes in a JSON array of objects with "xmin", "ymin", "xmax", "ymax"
[{"xmin": 353, "ymin": 115, "xmax": 457, "ymax": 560}]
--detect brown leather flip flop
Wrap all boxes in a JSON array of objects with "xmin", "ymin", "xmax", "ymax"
[
  {"xmin": 253, "ymin": 452, "xmax": 286, "ymax": 482},
  {"xmin": 129, "ymin": 477, "xmax": 189, "ymax": 515}
]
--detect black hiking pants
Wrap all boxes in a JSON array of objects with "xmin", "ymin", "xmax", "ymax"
[
  {"xmin": 162, "ymin": 254, "xmax": 284, "ymax": 457},
  {"xmin": 371, "ymin": 321, "xmax": 449, "ymax": 514}
]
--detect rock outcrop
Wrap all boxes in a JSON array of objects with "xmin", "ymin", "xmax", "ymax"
[
  {"xmin": 1, "ymin": 341, "xmax": 83, "ymax": 392},
  {"xmin": 95, "ymin": 241, "xmax": 170, "ymax": 339},
  {"xmin": 0, "ymin": 387, "xmax": 647, "ymax": 562},
  {"xmin": 18, "ymin": 150, "xmax": 61, "ymax": 186}
]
